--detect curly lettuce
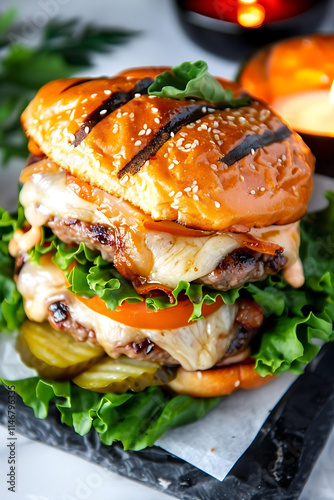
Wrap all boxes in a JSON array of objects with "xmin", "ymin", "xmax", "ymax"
[
  {"xmin": 0, "ymin": 205, "xmax": 25, "ymax": 331},
  {"xmin": 0, "ymin": 377, "xmax": 219, "ymax": 451},
  {"xmin": 148, "ymin": 60, "xmax": 250, "ymax": 106}
]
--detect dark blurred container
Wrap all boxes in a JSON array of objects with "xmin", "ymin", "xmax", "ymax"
[{"xmin": 174, "ymin": 0, "xmax": 331, "ymax": 60}]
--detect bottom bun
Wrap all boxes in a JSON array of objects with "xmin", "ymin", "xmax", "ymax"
[{"xmin": 167, "ymin": 361, "xmax": 274, "ymax": 397}]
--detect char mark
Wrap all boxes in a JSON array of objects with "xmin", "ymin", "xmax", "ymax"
[
  {"xmin": 117, "ymin": 103, "xmax": 218, "ymax": 178},
  {"xmin": 60, "ymin": 78, "xmax": 96, "ymax": 93},
  {"xmin": 220, "ymin": 124, "xmax": 292, "ymax": 167},
  {"xmin": 72, "ymin": 77, "xmax": 154, "ymax": 147}
]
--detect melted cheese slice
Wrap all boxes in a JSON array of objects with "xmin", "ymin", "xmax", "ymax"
[
  {"xmin": 17, "ymin": 259, "xmax": 238, "ymax": 371},
  {"xmin": 19, "ymin": 170, "xmax": 303, "ymax": 288}
]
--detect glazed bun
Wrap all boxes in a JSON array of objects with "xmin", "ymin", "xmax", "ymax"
[
  {"xmin": 167, "ymin": 361, "xmax": 274, "ymax": 397},
  {"xmin": 21, "ymin": 67, "xmax": 314, "ymax": 231}
]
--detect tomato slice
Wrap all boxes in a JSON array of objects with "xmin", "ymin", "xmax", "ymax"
[{"xmin": 75, "ymin": 294, "xmax": 224, "ymax": 330}]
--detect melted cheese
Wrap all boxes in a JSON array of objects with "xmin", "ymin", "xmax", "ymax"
[
  {"xmin": 19, "ymin": 170, "xmax": 302, "ymax": 288},
  {"xmin": 17, "ymin": 260, "xmax": 238, "ymax": 371}
]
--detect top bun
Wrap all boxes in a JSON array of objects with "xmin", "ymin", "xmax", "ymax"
[{"xmin": 21, "ymin": 66, "xmax": 314, "ymax": 231}]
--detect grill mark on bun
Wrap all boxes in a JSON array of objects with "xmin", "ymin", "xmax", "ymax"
[
  {"xmin": 72, "ymin": 77, "xmax": 154, "ymax": 147},
  {"xmin": 117, "ymin": 103, "xmax": 221, "ymax": 178},
  {"xmin": 60, "ymin": 78, "xmax": 96, "ymax": 93},
  {"xmin": 220, "ymin": 124, "xmax": 292, "ymax": 167}
]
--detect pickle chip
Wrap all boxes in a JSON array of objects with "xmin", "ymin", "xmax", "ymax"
[
  {"xmin": 16, "ymin": 321, "xmax": 105, "ymax": 380},
  {"xmin": 73, "ymin": 356, "xmax": 176, "ymax": 393}
]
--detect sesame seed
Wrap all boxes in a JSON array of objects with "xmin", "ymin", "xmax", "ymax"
[
  {"xmin": 173, "ymin": 160, "xmax": 180, "ymax": 164},
  {"xmin": 282, "ymin": 154, "xmax": 287, "ymax": 161},
  {"xmin": 193, "ymin": 180, "xmax": 198, "ymax": 185},
  {"xmin": 240, "ymin": 175, "xmax": 245, "ymax": 181},
  {"xmin": 211, "ymin": 164, "xmax": 218, "ymax": 171},
  {"xmin": 250, "ymin": 190, "xmax": 256, "ymax": 195},
  {"xmin": 170, "ymin": 132, "xmax": 175, "ymax": 138},
  {"xmin": 227, "ymin": 115, "xmax": 235, "ymax": 120},
  {"xmin": 250, "ymin": 164, "xmax": 256, "ymax": 170},
  {"xmin": 193, "ymin": 185, "xmax": 199, "ymax": 193},
  {"xmin": 215, "ymin": 201, "xmax": 221, "ymax": 208},
  {"xmin": 154, "ymin": 118, "xmax": 160, "ymax": 124},
  {"xmin": 260, "ymin": 187, "xmax": 266, "ymax": 192},
  {"xmin": 251, "ymin": 148, "xmax": 255, "ymax": 155},
  {"xmin": 218, "ymin": 140, "xmax": 223, "ymax": 146},
  {"xmin": 213, "ymin": 121, "xmax": 219, "ymax": 128},
  {"xmin": 122, "ymin": 175, "xmax": 129, "ymax": 183},
  {"xmin": 184, "ymin": 187, "xmax": 191, "ymax": 192},
  {"xmin": 84, "ymin": 126, "xmax": 90, "ymax": 134},
  {"xmin": 215, "ymin": 134, "xmax": 220, "ymax": 141},
  {"xmin": 201, "ymin": 106, "xmax": 207, "ymax": 113},
  {"xmin": 185, "ymin": 143, "xmax": 192, "ymax": 148},
  {"xmin": 129, "ymin": 178, "xmax": 135, "ymax": 184},
  {"xmin": 134, "ymin": 93, "xmax": 141, "ymax": 98},
  {"xmin": 197, "ymin": 372, "xmax": 203, "ymax": 379},
  {"xmin": 146, "ymin": 128, "xmax": 152, "ymax": 135},
  {"xmin": 175, "ymin": 191, "xmax": 182, "ymax": 198},
  {"xmin": 201, "ymin": 124, "xmax": 208, "ymax": 130},
  {"xmin": 100, "ymin": 109, "xmax": 107, "ymax": 115},
  {"xmin": 208, "ymin": 107, "xmax": 215, "ymax": 112},
  {"xmin": 91, "ymin": 93, "xmax": 97, "ymax": 98},
  {"xmin": 81, "ymin": 99, "xmax": 88, "ymax": 103},
  {"xmin": 152, "ymin": 107, "xmax": 158, "ymax": 113},
  {"xmin": 144, "ymin": 160, "xmax": 150, "ymax": 167},
  {"xmin": 130, "ymin": 113, "xmax": 135, "ymax": 119},
  {"xmin": 138, "ymin": 130, "xmax": 145, "ymax": 136},
  {"xmin": 234, "ymin": 380, "xmax": 240, "ymax": 387},
  {"xmin": 143, "ymin": 124, "xmax": 147, "ymax": 130},
  {"xmin": 168, "ymin": 164, "xmax": 174, "ymax": 170},
  {"xmin": 169, "ymin": 191, "xmax": 175, "ymax": 197},
  {"xmin": 122, "ymin": 112, "xmax": 128, "ymax": 116},
  {"xmin": 117, "ymin": 111, "xmax": 122, "ymax": 118},
  {"xmin": 193, "ymin": 194, "xmax": 199, "ymax": 201},
  {"xmin": 104, "ymin": 90, "xmax": 111, "ymax": 95},
  {"xmin": 134, "ymin": 140, "xmax": 142, "ymax": 146}
]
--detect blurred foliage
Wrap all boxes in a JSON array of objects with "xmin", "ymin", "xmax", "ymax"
[{"xmin": 0, "ymin": 8, "xmax": 136, "ymax": 164}]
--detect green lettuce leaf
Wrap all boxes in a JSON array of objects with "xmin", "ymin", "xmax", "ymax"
[
  {"xmin": 148, "ymin": 60, "xmax": 250, "ymax": 106},
  {"xmin": 0, "ymin": 377, "xmax": 220, "ymax": 451},
  {"xmin": 252, "ymin": 191, "xmax": 334, "ymax": 375},
  {"xmin": 0, "ymin": 206, "xmax": 25, "ymax": 331}
]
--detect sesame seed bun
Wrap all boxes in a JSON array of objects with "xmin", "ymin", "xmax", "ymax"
[{"xmin": 21, "ymin": 67, "xmax": 314, "ymax": 231}]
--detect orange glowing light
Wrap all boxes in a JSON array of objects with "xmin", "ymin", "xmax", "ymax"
[
  {"xmin": 237, "ymin": 0, "xmax": 265, "ymax": 28},
  {"xmin": 330, "ymin": 80, "xmax": 334, "ymax": 105}
]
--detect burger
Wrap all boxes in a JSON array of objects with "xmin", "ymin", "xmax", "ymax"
[{"xmin": 3, "ymin": 62, "xmax": 330, "ymax": 442}]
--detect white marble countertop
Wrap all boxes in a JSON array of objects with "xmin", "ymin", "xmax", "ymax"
[{"xmin": 1, "ymin": 0, "xmax": 334, "ymax": 498}]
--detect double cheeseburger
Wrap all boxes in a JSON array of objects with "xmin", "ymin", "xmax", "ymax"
[{"xmin": 9, "ymin": 65, "xmax": 314, "ymax": 397}]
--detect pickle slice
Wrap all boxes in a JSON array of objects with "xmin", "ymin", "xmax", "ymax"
[
  {"xmin": 16, "ymin": 321, "xmax": 105, "ymax": 380},
  {"xmin": 73, "ymin": 356, "xmax": 176, "ymax": 393}
]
